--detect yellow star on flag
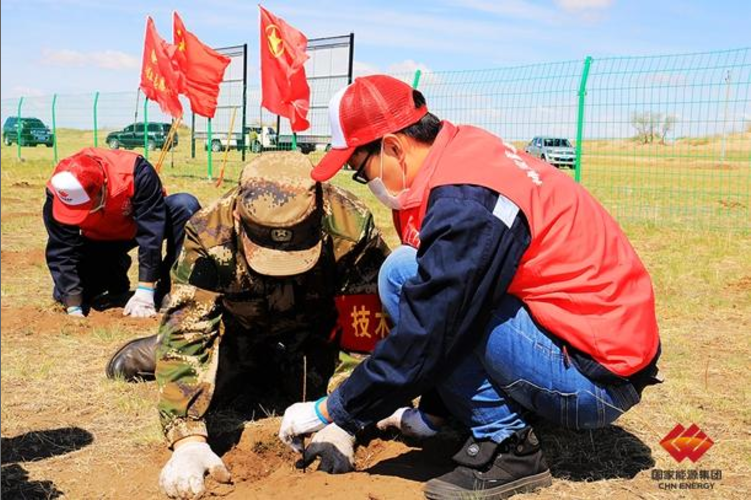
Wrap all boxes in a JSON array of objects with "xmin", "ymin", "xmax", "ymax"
[{"xmin": 266, "ymin": 25, "xmax": 284, "ymax": 58}]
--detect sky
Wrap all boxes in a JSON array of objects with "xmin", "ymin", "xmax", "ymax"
[{"xmin": 1, "ymin": 0, "xmax": 750, "ymax": 101}]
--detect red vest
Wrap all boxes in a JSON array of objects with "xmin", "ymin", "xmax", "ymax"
[
  {"xmin": 395, "ymin": 122, "xmax": 659, "ymax": 377},
  {"xmin": 71, "ymin": 148, "xmax": 139, "ymax": 241}
]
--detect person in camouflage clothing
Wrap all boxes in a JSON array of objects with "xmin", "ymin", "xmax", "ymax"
[{"xmin": 114, "ymin": 152, "xmax": 389, "ymax": 499}]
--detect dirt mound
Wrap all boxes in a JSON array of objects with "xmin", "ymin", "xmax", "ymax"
[
  {"xmin": 0, "ymin": 304, "xmax": 159, "ymax": 338},
  {"xmin": 211, "ymin": 419, "xmax": 455, "ymax": 499}
]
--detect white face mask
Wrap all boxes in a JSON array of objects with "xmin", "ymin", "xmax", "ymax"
[{"xmin": 367, "ymin": 142, "xmax": 407, "ymax": 210}]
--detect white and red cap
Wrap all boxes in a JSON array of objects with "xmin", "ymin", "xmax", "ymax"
[
  {"xmin": 47, "ymin": 152, "xmax": 106, "ymax": 225},
  {"xmin": 311, "ymin": 75, "xmax": 428, "ymax": 182}
]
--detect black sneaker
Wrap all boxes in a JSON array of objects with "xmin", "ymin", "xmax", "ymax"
[
  {"xmin": 89, "ymin": 289, "xmax": 133, "ymax": 311},
  {"xmin": 424, "ymin": 428, "xmax": 552, "ymax": 500}
]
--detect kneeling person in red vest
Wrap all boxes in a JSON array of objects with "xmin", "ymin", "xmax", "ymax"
[
  {"xmin": 279, "ymin": 76, "xmax": 663, "ymax": 500},
  {"xmin": 44, "ymin": 148, "xmax": 200, "ymax": 319}
]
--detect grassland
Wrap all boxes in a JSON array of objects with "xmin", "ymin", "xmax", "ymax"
[{"xmin": 1, "ymin": 129, "xmax": 750, "ymax": 499}]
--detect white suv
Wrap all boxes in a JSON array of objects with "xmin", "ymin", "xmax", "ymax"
[{"xmin": 525, "ymin": 136, "xmax": 576, "ymax": 169}]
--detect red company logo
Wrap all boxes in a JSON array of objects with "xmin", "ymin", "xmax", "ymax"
[{"xmin": 660, "ymin": 424, "xmax": 714, "ymax": 463}]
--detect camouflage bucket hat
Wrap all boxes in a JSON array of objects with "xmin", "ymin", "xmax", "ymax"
[{"xmin": 237, "ymin": 152, "xmax": 323, "ymax": 277}]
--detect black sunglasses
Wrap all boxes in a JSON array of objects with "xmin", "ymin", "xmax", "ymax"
[{"xmin": 351, "ymin": 150, "xmax": 374, "ymax": 185}]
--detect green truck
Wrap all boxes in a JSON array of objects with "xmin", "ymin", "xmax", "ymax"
[
  {"xmin": 3, "ymin": 117, "xmax": 55, "ymax": 147},
  {"xmin": 105, "ymin": 122, "xmax": 177, "ymax": 151}
]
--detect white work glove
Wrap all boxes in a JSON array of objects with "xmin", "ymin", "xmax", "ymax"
[
  {"xmin": 159, "ymin": 442, "xmax": 231, "ymax": 499},
  {"xmin": 66, "ymin": 306, "xmax": 85, "ymax": 317},
  {"xmin": 278, "ymin": 399, "xmax": 328, "ymax": 453},
  {"xmin": 377, "ymin": 407, "xmax": 439, "ymax": 440},
  {"xmin": 297, "ymin": 423, "xmax": 356, "ymax": 474},
  {"xmin": 123, "ymin": 287, "xmax": 157, "ymax": 318}
]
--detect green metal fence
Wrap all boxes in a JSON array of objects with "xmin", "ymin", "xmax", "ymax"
[
  {"xmin": 581, "ymin": 50, "xmax": 750, "ymax": 232},
  {"xmin": 2, "ymin": 48, "xmax": 749, "ymax": 232},
  {"xmin": 397, "ymin": 48, "xmax": 750, "ymax": 232}
]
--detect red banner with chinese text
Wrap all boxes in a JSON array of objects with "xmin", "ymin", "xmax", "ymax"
[
  {"xmin": 334, "ymin": 294, "xmax": 392, "ymax": 353},
  {"xmin": 140, "ymin": 17, "xmax": 183, "ymax": 118}
]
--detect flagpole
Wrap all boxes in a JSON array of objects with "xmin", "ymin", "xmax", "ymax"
[
  {"xmin": 292, "ymin": 129, "xmax": 297, "ymax": 151},
  {"xmin": 156, "ymin": 116, "xmax": 181, "ymax": 173},
  {"xmin": 143, "ymin": 98, "xmax": 149, "ymax": 160},
  {"xmin": 134, "ymin": 88, "xmax": 140, "ymax": 124},
  {"xmin": 216, "ymin": 106, "xmax": 237, "ymax": 187}
]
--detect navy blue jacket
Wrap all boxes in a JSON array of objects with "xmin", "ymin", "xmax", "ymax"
[
  {"xmin": 43, "ymin": 157, "xmax": 167, "ymax": 306},
  {"xmin": 328, "ymin": 184, "xmax": 531, "ymax": 435}
]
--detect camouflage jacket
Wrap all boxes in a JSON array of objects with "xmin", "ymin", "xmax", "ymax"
[{"xmin": 155, "ymin": 184, "xmax": 389, "ymax": 446}]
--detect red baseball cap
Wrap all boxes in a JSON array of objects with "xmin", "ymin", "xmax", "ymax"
[
  {"xmin": 47, "ymin": 152, "xmax": 106, "ymax": 225},
  {"xmin": 311, "ymin": 75, "xmax": 428, "ymax": 182}
]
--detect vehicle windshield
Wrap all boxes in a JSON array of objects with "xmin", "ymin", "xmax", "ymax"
[
  {"xmin": 544, "ymin": 138, "xmax": 571, "ymax": 147},
  {"xmin": 26, "ymin": 119, "xmax": 46, "ymax": 128}
]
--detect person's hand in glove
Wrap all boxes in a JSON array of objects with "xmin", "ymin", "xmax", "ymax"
[
  {"xmin": 297, "ymin": 423, "xmax": 356, "ymax": 474},
  {"xmin": 377, "ymin": 407, "xmax": 442, "ymax": 440},
  {"xmin": 123, "ymin": 284, "xmax": 157, "ymax": 318},
  {"xmin": 278, "ymin": 398, "xmax": 329, "ymax": 452},
  {"xmin": 66, "ymin": 305, "xmax": 85, "ymax": 317},
  {"xmin": 159, "ymin": 440, "xmax": 231, "ymax": 499}
]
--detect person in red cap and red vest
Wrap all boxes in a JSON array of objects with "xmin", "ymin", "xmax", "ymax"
[
  {"xmin": 279, "ymin": 75, "xmax": 662, "ymax": 499},
  {"xmin": 44, "ymin": 147, "xmax": 200, "ymax": 318}
]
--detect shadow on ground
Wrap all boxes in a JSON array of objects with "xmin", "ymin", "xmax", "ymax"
[
  {"xmin": 537, "ymin": 422, "xmax": 655, "ymax": 481},
  {"xmin": 1, "ymin": 427, "xmax": 94, "ymax": 499},
  {"xmin": 366, "ymin": 421, "xmax": 654, "ymax": 484}
]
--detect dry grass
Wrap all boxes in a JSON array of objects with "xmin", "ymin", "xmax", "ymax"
[{"xmin": 1, "ymin": 131, "xmax": 750, "ymax": 498}]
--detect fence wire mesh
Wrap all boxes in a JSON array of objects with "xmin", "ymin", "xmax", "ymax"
[
  {"xmin": 580, "ymin": 49, "xmax": 750, "ymax": 231},
  {"xmin": 2, "ymin": 48, "xmax": 749, "ymax": 232}
]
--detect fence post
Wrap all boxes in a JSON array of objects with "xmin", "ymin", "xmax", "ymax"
[
  {"xmin": 207, "ymin": 118, "xmax": 213, "ymax": 179},
  {"xmin": 16, "ymin": 96, "xmax": 24, "ymax": 160},
  {"xmin": 574, "ymin": 56, "xmax": 593, "ymax": 183},
  {"xmin": 241, "ymin": 43, "xmax": 248, "ymax": 161},
  {"xmin": 412, "ymin": 69, "xmax": 422, "ymax": 89},
  {"xmin": 143, "ymin": 98, "xmax": 149, "ymax": 160},
  {"xmin": 93, "ymin": 91, "xmax": 100, "ymax": 147},
  {"xmin": 52, "ymin": 94, "xmax": 58, "ymax": 164},
  {"xmin": 191, "ymin": 112, "xmax": 196, "ymax": 159}
]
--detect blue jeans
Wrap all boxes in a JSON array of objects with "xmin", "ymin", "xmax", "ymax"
[{"xmin": 379, "ymin": 245, "xmax": 642, "ymax": 443}]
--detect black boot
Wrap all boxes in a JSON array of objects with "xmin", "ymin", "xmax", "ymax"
[
  {"xmin": 105, "ymin": 334, "xmax": 161, "ymax": 382},
  {"xmin": 424, "ymin": 428, "xmax": 552, "ymax": 500},
  {"xmin": 89, "ymin": 289, "xmax": 133, "ymax": 312}
]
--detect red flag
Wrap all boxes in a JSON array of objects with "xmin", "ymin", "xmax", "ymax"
[
  {"xmin": 140, "ymin": 17, "xmax": 183, "ymax": 119},
  {"xmin": 259, "ymin": 6, "xmax": 311, "ymax": 132},
  {"xmin": 173, "ymin": 12, "xmax": 230, "ymax": 119}
]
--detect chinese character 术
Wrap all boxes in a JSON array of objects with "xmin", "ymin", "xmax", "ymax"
[{"xmin": 375, "ymin": 310, "xmax": 390, "ymax": 338}]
